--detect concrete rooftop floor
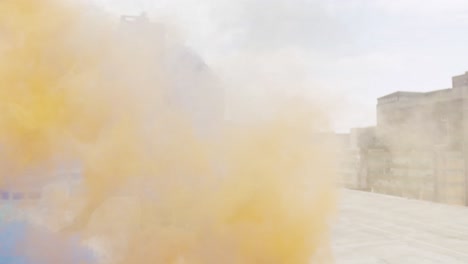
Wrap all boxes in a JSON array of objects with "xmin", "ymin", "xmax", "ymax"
[{"xmin": 332, "ymin": 189, "xmax": 468, "ymax": 264}]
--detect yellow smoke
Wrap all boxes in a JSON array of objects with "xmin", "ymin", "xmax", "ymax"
[{"xmin": 0, "ymin": 0, "xmax": 337, "ymax": 263}]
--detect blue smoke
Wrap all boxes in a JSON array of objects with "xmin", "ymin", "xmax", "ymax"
[{"xmin": 0, "ymin": 220, "xmax": 95, "ymax": 264}]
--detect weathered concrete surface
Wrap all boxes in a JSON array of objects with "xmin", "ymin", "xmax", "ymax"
[{"xmin": 332, "ymin": 189, "xmax": 468, "ymax": 263}]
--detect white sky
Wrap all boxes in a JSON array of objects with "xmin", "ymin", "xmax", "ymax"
[{"xmin": 92, "ymin": 0, "xmax": 468, "ymax": 132}]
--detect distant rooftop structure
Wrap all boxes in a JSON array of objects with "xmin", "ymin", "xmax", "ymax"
[
  {"xmin": 120, "ymin": 12, "xmax": 149, "ymax": 24},
  {"xmin": 116, "ymin": 13, "xmax": 224, "ymax": 138}
]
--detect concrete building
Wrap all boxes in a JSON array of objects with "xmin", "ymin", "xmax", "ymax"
[
  {"xmin": 377, "ymin": 89, "xmax": 463, "ymax": 151},
  {"xmin": 339, "ymin": 71, "xmax": 468, "ymax": 206},
  {"xmin": 334, "ymin": 127, "xmax": 376, "ymax": 190},
  {"xmin": 331, "ymin": 133, "xmax": 359, "ymax": 189},
  {"xmin": 376, "ymin": 72, "xmax": 468, "ymax": 151},
  {"xmin": 373, "ymin": 71, "xmax": 468, "ymax": 205}
]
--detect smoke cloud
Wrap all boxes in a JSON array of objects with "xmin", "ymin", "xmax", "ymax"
[{"xmin": 0, "ymin": 0, "xmax": 337, "ymax": 263}]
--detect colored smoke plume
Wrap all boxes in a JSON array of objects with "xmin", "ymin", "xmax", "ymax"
[{"xmin": 0, "ymin": 0, "xmax": 336, "ymax": 263}]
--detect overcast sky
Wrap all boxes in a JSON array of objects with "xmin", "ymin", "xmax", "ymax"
[{"xmin": 93, "ymin": 0, "xmax": 468, "ymax": 132}]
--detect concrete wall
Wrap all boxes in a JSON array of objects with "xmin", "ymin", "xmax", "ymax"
[
  {"xmin": 364, "ymin": 149, "xmax": 466, "ymax": 205},
  {"xmin": 350, "ymin": 71, "xmax": 468, "ymax": 206},
  {"xmin": 336, "ymin": 150, "xmax": 360, "ymax": 189},
  {"xmin": 435, "ymin": 151, "xmax": 465, "ymax": 205}
]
